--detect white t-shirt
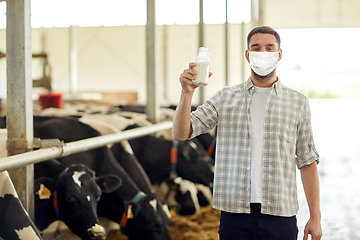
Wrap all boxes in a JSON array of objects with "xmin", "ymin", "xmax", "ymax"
[{"xmin": 250, "ymin": 86, "xmax": 272, "ymax": 203}]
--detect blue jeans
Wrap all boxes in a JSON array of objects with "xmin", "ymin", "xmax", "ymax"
[{"xmin": 218, "ymin": 204, "xmax": 298, "ymax": 240}]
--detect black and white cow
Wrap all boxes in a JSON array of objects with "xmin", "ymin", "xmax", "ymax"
[
  {"xmin": 34, "ymin": 159, "xmax": 121, "ymax": 240},
  {"xmin": 0, "ymin": 172, "xmax": 43, "ymax": 240},
  {"xmin": 35, "ymin": 117, "xmax": 173, "ymax": 240},
  {"xmin": 0, "ymin": 129, "xmax": 42, "ymax": 240},
  {"xmin": 79, "ymin": 116, "xmax": 172, "ymax": 228},
  {"xmin": 110, "ymin": 141, "xmax": 172, "ymax": 225}
]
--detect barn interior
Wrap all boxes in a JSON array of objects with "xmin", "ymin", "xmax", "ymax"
[{"xmin": 0, "ymin": 0, "xmax": 360, "ymax": 239}]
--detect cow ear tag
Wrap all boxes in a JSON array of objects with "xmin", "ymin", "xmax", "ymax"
[
  {"xmin": 182, "ymin": 150, "xmax": 191, "ymax": 161},
  {"xmin": 127, "ymin": 205, "xmax": 134, "ymax": 219},
  {"xmin": 37, "ymin": 184, "xmax": 52, "ymax": 200}
]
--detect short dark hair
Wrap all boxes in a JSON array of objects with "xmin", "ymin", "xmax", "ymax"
[{"xmin": 247, "ymin": 26, "xmax": 281, "ymax": 50}]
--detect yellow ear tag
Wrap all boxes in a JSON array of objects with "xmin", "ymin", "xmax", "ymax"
[
  {"xmin": 127, "ymin": 205, "xmax": 134, "ymax": 219},
  {"xmin": 183, "ymin": 150, "xmax": 190, "ymax": 161},
  {"xmin": 37, "ymin": 184, "xmax": 52, "ymax": 200}
]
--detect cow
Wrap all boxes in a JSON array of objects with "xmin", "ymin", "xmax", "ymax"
[
  {"xmin": 0, "ymin": 129, "xmax": 42, "ymax": 240},
  {"xmin": 35, "ymin": 117, "xmax": 173, "ymax": 240},
  {"xmin": 80, "ymin": 117, "xmax": 172, "ymax": 226},
  {"xmin": 110, "ymin": 141, "xmax": 172, "ymax": 224},
  {"xmin": 0, "ymin": 171, "xmax": 43, "ymax": 240},
  {"xmin": 34, "ymin": 159, "xmax": 121, "ymax": 240}
]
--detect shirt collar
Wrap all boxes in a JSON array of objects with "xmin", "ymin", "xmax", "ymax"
[{"xmin": 245, "ymin": 77, "xmax": 254, "ymax": 91}]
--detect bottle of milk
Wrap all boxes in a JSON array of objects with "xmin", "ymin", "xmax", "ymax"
[{"xmin": 193, "ymin": 47, "xmax": 211, "ymax": 86}]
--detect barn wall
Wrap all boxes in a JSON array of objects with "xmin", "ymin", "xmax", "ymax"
[{"xmin": 263, "ymin": 0, "xmax": 360, "ymax": 28}]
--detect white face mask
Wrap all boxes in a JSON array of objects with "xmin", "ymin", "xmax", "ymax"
[{"xmin": 249, "ymin": 51, "xmax": 279, "ymax": 76}]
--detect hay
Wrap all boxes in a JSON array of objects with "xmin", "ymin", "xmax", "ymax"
[
  {"xmin": 106, "ymin": 206, "xmax": 220, "ymax": 240},
  {"xmin": 169, "ymin": 206, "xmax": 220, "ymax": 240}
]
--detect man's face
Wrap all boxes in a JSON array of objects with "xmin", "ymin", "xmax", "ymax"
[{"xmin": 245, "ymin": 33, "xmax": 282, "ymax": 62}]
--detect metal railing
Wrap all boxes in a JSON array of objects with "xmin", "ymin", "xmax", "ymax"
[{"xmin": 0, "ymin": 121, "xmax": 173, "ymax": 172}]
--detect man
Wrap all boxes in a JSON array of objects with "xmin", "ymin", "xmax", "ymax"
[{"xmin": 172, "ymin": 26, "xmax": 322, "ymax": 240}]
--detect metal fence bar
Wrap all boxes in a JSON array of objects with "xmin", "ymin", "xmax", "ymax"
[{"xmin": 0, "ymin": 121, "xmax": 173, "ymax": 172}]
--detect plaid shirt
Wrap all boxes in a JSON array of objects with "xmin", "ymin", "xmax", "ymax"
[{"xmin": 189, "ymin": 78, "xmax": 319, "ymax": 217}]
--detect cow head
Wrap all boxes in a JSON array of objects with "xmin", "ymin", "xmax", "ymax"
[
  {"xmin": 120, "ymin": 193, "xmax": 173, "ymax": 240},
  {"xmin": 35, "ymin": 164, "xmax": 121, "ymax": 240},
  {"xmin": 172, "ymin": 177, "xmax": 200, "ymax": 216},
  {"xmin": 157, "ymin": 177, "xmax": 213, "ymax": 216}
]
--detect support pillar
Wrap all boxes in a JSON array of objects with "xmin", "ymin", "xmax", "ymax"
[
  {"xmin": 6, "ymin": 0, "xmax": 34, "ymax": 220},
  {"xmin": 146, "ymin": 0, "xmax": 159, "ymax": 123}
]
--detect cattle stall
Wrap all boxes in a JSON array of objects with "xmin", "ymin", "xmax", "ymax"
[
  {"xmin": 0, "ymin": 111, "xmax": 221, "ymax": 240},
  {"xmin": 0, "ymin": 121, "xmax": 176, "ymax": 239}
]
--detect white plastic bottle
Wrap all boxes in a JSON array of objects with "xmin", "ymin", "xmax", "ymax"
[{"xmin": 193, "ymin": 47, "xmax": 211, "ymax": 86}]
